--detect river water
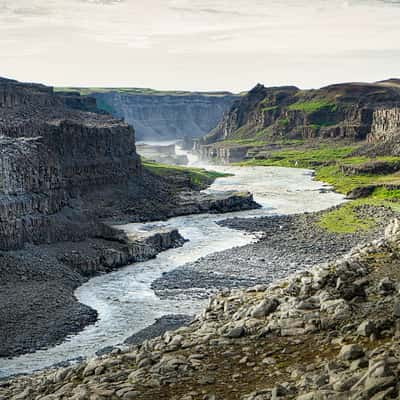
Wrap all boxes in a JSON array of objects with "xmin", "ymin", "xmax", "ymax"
[{"xmin": 0, "ymin": 148, "xmax": 344, "ymax": 378}]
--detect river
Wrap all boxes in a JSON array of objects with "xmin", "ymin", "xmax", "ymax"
[{"xmin": 0, "ymin": 147, "xmax": 344, "ymax": 378}]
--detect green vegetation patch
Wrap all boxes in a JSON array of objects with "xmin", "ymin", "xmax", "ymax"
[
  {"xmin": 215, "ymin": 137, "xmax": 305, "ymax": 148},
  {"xmin": 315, "ymin": 165, "xmax": 376, "ymax": 194},
  {"xmin": 277, "ymin": 118, "xmax": 289, "ymax": 127},
  {"xmin": 288, "ymin": 100, "xmax": 337, "ymax": 113},
  {"xmin": 317, "ymin": 203, "xmax": 375, "ymax": 234},
  {"xmin": 261, "ymin": 105, "xmax": 279, "ymax": 112},
  {"xmin": 215, "ymin": 139, "xmax": 270, "ymax": 147},
  {"xmin": 142, "ymin": 160, "xmax": 230, "ymax": 187},
  {"xmin": 237, "ymin": 145, "xmax": 400, "ymax": 197},
  {"xmin": 371, "ymin": 187, "xmax": 400, "ymax": 201},
  {"xmin": 237, "ymin": 146, "xmax": 356, "ymax": 169}
]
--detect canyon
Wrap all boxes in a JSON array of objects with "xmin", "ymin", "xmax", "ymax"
[
  {"xmin": 3, "ymin": 76, "xmax": 400, "ymax": 400},
  {"xmin": 68, "ymin": 89, "xmax": 238, "ymax": 141},
  {"xmin": 0, "ymin": 77, "xmax": 256, "ymax": 358}
]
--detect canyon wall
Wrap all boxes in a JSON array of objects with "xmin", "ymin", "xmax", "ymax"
[
  {"xmin": 196, "ymin": 80, "xmax": 400, "ymax": 162},
  {"xmin": 0, "ymin": 77, "xmax": 142, "ymax": 250},
  {"xmin": 91, "ymin": 91, "xmax": 237, "ymax": 141}
]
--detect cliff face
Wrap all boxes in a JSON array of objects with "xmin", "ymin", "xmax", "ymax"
[
  {"xmin": 196, "ymin": 80, "xmax": 400, "ymax": 162},
  {"xmin": 91, "ymin": 92, "xmax": 237, "ymax": 141},
  {"xmin": 369, "ymin": 107, "xmax": 400, "ymax": 142},
  {"xmin": 0, "ymin": 77, "xmax": 142, "ymax": 250}
]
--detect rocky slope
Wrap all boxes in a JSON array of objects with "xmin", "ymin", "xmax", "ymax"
[
  {"xmin": 90, "ymin": 91, "xmax": 238, "ymax": 141},
  {"xmin": 195, "ymin": 79, "xmax": 400, "ymax": 163},
  {"xmin": 5, "ymin": 219, "xmax": 400, "ymax": 399}
]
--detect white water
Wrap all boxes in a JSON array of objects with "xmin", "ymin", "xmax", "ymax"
[{"xmin": 0, "ymin": 147, "xmax": 344, "ymax": 378}]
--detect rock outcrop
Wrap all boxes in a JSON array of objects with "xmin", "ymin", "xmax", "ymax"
[
  {"xmin": 91, "ymin": 91, "xmax": 238, "ymax": 141},
  {"xmin": 369, "ymin": 107, "xmax": 400, "ymax": 143}
]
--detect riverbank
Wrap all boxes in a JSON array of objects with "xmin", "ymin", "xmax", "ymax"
[
  {"xmin": 0, "ymin": 228, "xmax": 185, "ymax": 358},
  {"xmin": 89, "ymin": 202, "xmax": 396, "ymax": 354},
  {"xmin": 152, "ymin": 203, "xmax": 396, "ymax": 300}
]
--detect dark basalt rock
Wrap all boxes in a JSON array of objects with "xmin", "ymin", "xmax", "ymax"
[
  {"xmin": 346, "ymin": 185, "xmax": 377, "ymax": 199},
  {"xmin": 0, "ymin": 78, "xmax": 142, "ymax": 250},
  {"xmin": 341, "ymin": 160, "xmax": 400, "ymax": 176}
]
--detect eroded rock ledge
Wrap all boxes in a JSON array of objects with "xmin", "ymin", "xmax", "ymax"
[
  {"xmin": 0, "ymin": 227, "xmax": 185, "ymax": 358},
  {"xmin": 4, "ymin": 221, "xmax": 400, "ymax": 399}
]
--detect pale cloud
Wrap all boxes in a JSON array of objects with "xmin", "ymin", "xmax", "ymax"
[
  {"xmin": 12, "ymin": 7, "xmax": 50, "ymax": 16},
  {"xmin": 0, "ymin": 0, "xmax": 399, "ymax": 91},
  {"xmin": 79, "ymin": 0, "xmax": 125, "ymax": 4}
]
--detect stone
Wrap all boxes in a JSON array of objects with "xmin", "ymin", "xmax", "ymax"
[
  {"xmin": 138, "ymin": 358, "xmax": 152, "ymax": 368},
  {"xmin": 262, "ymin": 357, "xmax": 276, "ymax": 365},
  {"xmin": 11, "ymin": 389, "xmax": 33, "ymax": 400},
  {"xmin": 123, "ymin": 392, "xmax": 140, "ymax": 400},
  {"xmin": 83, "ymin": 359, "xmax": 103, "ymax": 377},
  {"xmin": 296, "ymin": 300, "xmax": 319, "ymax": 310},
  {"xmin": 271, "ymin": 384, "xmax": 289, "ymax": 399},
  {"xmin": 198, "ymin": 375, "xmax": 216, "ymax": 385},
  {"xmin": 251, "ymin": 298, "xmax": 279, "ymax": 318},
  {"xmin": 364, "ymin": 376, "xmax": 396, "ymax": 398},
  {"xmin": 350, "ymin": 358, "xmax": 369, "ymax": 371},
  {"xmin": 368, "ymin": 360, "xmax": 393, "ymax": 379},
  {"xmin": 313, "ymin": 373, "xmax": 329, "ymax": 387},
  {"xmin": 226, "ymin": 325, "xmax": 245, "ymax": 338},
  {"xmin": 296, "ymin": 392, "xmax": 325, "ymax": 400},
  {"xmin": 378, "ymin": 278, "xmax": 396, "ymax": 295},
  {"xmin": 336, "ymin": 278, "xmax": 367, "ymax": 300},
  {"xmin": 369, "ymin": 387, "xmax": 395, "ymax": 400},
  {"xmin": 338, "ymin": 344, "xmax": 365, "ymax": 361},
  {"xmin": 393, "ymin": 298, "xmax": 400, "ymax": 318},
  {"xmin": 332, "ymin": 375, "xmax": 360, "ymax": 392},
  {"xmin": 357, "ymin": 320, "xmax": 376, "ymax": 337}
]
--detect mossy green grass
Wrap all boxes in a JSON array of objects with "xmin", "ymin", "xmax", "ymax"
[{"xmin": 142, "ymin": 160, "xmax": 230, "ymax": 187}]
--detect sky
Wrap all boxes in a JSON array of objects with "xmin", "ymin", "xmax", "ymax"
[{"xmin": 1, "ymin": 0, "xmax": 400, "ymax": 92}]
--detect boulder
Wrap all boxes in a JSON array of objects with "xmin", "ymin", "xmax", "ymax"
[
  {"xmin": 251, "ymin": 298, "xmax": 279, "ymax": 318},
  {"xmin": 378, "ymin": 278, "xmax": 396, "ymax": 296},
  {"xmin": 338, "ymin": 344, "xmax": 365, "ymax": 361},
  {"xmin": 357, "ymin": 320, "xmax": 376, "ymax": 337},
  {"xmin": 226, "ymin": 325, "xmax": 246, "ymax": 338}
]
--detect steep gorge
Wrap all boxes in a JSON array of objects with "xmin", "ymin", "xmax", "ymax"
[{"xmin": 89, "ymin": 91, "xmax": 238, "ymax": 141}]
